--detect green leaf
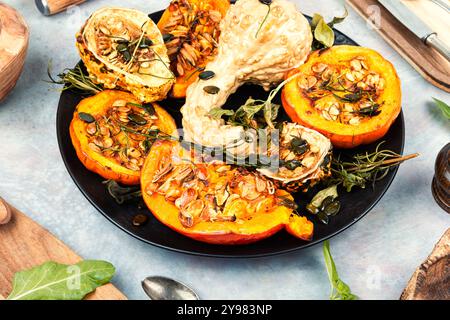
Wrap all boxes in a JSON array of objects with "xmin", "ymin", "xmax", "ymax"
[
  {"xmin": 242, "ymin": 98, "xmax": 265, "ymax": 117},
  {"xmin": 314, "ymin": 18, "xmax": 335, "ymax": 48},
  {"xmin": 433, "ymin": 98, "xmax": 450, "ymax": 120},
  {"xmin": 7, "ymin": 260, "xmax": 115, "ymax": 300},
  {"xmin": 323, "ymin": 241, "xmax": 358, "ymax": 300},
  {"xmin": 311, "ymin": 13, "xmax": 324, "ymax": 30},
  {"xmin": 328, "ymin": 8, "xmax": 349, "ymax": 28},
  {"xmin": 208, "ymin": 107, "xmax": 235, "ymax": 120}
]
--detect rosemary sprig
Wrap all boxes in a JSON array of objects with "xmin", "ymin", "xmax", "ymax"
[
  {"xmin": 47, "ymin": 63, "xmax": 102, "ymax": 95},
  {"xmin": 330, "ymin": 142, "xmax": 419, "ymax": 192}
]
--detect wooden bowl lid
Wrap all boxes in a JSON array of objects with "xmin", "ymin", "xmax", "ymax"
[{"xmin": 0, "ymin": 3, "xmax": 29, "ymax": 72}]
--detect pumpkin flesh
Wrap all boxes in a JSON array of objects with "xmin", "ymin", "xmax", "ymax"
[
  {"xmin": 141, "ymin": 140, "xmax": 313, "ymax": 245},
  {"xmin": 70, "ymin": 90, "xmax": 177, "ymax": 185},
  {"xmin": 157, "ymin": 0, "xmax": 230, "ymax": 98},
  {"xmin": 282, "ymin": 45, "xmax": 401, "ymax": 149}
]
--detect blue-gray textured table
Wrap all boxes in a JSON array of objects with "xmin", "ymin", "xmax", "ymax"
[{"xmin": 0, "ymin": 0, "xmax": 448, "ymax": 299}]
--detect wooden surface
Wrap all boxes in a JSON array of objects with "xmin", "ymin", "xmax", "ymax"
[
  {"xmin": 0, "ymin": 3, "xmax": 29, "ymax": 101},
  {"xmin": 346, "ymin": 0, "xmax": 450, "ymax": 92},
  {"xmin": 45, "ymin": 0, "xmax": 86, "ymax": 15},
  {"xmin": 0, "ymin": 200, "xmax": 127, "ymax": 300},
  {"xmin": 401, "ymin": 228, "xmax": 450, "ymax": 300}
]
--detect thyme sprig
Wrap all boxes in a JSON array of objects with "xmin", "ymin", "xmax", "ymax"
[{"xmin": 330, "ymin": 142, "xmax": 419, "ymax": 192}]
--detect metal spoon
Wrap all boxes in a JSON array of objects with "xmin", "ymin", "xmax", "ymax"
[{"xmin": 141, "ymin": 276, "xmax": 199, "ymax": 300}]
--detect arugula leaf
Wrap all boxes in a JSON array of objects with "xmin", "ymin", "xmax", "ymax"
[
  {"xmin": 323, "ymin": 241, "xmax": 358, "ymax": 300},
  {"xmin": 432, "ymin": 98, "xmax": 450, "ymax": 119},
  {"xmin": 7, "ymin": 260, "xmax": 115, "ymax": 300}
]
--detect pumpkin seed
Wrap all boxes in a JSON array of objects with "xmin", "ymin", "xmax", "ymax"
[
  {"xmin": 320, "ymin": 196, "xmax": 334, "ymax": 211},
  {"xmin": 139, "ymin": 38, "xmax": 153, "ymax": 48},
  {"xmin": 117, "ymin": 43, "xmax": 128, "ymax": 52},
  {"xmin": 199, "ymin": 70, "xmax": 215, "ymax": 80},
  {"xmin": 323, "ymin": 200, "xmax": 341, "ymax": 216},
  {"xmin": 79, "ymin": 112, "xmax": 95, "ymax": 123},
  {"xmin": 203, "ymin": 85, "xmax": 220, "ymax": 94},
  {"xmin": 128, "ymin": 113, "xmax": 147, "ymax": 125},
  {"xmin": 143, "ymin": 103, "xmax": 156, "ymax": 116},
  {"xmin": 284, "ymin": 160, "xmax": 303, "ymax": 170},
  {"xmin": 86, "ymin": 122, "xmax": 97, "ymax": 135},
  {"xmin": 317, "ymin": 211, "xmax": 329, "ymax": 224},
  {"xmin": 290, "ymin": 137, "xmax": 309, "ymax": 155},
  {"xmin": 162, "ymin": 33, "xmax": 174, "ymax": 42},
  {"xmin": 259, "ymin": 0, "xmax": 272, "ymax": 5},
  {"xmin": 122, "ymin": 50, "xmax": 131, "ymax": 62},
  {"xmin": 132, "ymin": 214, "xmax": 148, "ymax": 226}
]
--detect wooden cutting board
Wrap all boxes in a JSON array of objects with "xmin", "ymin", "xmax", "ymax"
[
  {"xmin": 346, "ymin": 0, "xmax": 450, "ymax": 92},
  {"xmin": 0, "ymin": 199, "xmax": 127, "ymax": 300}
]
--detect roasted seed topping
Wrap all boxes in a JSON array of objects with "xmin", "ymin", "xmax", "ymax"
[
  {"xmin": 203, "ymin": 85, "xmax": 220, "ymax": 94},
  {"xmin": 84, "ymin": 100, "xmax": 160, "ymax": 171},
  {"xmin": 298, "ymin": 56, "xmax": 385, "ymax": 125}
]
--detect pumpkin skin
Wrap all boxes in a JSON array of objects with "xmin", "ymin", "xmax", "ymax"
[
  {"xmin": 157, "ymin": 0, "xmax": 230, "ymax": 98},
  {"xmin": 140, "ymin": 140, "xmax": 314, "ymax": 245},
  {"xmin": 282, "ymin": 45, "xmax": 401, "ymax": 149},
  {"xmin": 70, "ymin": 90, "xmax": 177, "ymax": 185}
]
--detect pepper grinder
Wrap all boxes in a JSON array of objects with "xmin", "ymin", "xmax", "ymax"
[
  {"xmin": 432, "ymin": 143, "xmax": 450, "ymax": 213},
  {"xmin": 35, "ymin": 0, "xmax": 86, "ymax": 16}
]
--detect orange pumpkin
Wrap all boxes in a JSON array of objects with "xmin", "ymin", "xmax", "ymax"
[
  {"xmin": 140, "ymin": 140, "xmax": 314, "ymax": 245},
  {"xmin": 157, "ymin": 0, "xmax": 230, "ymax": 98},
  {"xmin": 70, "ymin": 90, "xmax": 177, "ymax": 185},
  {"xmin": 282, "ymin": 45, "xmax": 401, "ymax": 149}
]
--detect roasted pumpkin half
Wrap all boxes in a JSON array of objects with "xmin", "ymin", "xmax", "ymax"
[
  {"xmin": 70, "ymin": 90, "xmax": 177, "ymax": 185},
  {"xmin": 141, "ymin": 140, "xmax": 313, "ymax": 245},
  {"xmin": 282, "ymin": 45, "xmax": 401, "ymax": 148},
  {"xmin": 76, "ymin": 7, "xmax": 175, "ymax": 103},
  {"xmin": 157, "ymin": 0, "xmax": 230, "ymax": 98}
]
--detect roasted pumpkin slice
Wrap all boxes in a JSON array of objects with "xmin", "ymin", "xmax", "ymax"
[
  {"xmin": 258, "ymin": 123, "xmax": 332, "ymax": 193},
  {"xmin": 157, "ymin": 0, "xmax": 230, "ymax": 98},
  {"xmin": 76, "ymin": 7, "xmax": 175, "ymax": 102},
  {"xmin": 70, "ymin": 90, "xmax": 177, "ymax": 185},
  {"xmin": 282, "ymin": 45, "xmax": 401, "ymax": 148},
  {"xmin": 141, "ymin": 140, "xmax": 314, "ymax": 245}
]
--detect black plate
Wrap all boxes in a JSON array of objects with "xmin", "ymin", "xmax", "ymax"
[{"xmin": 56, "ymin": 10, "xmax": 405, "ymax": 258}]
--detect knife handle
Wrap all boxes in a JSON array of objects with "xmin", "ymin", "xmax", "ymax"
[
  {"xmin": 425, "ymin": 34, "xmax": 450, "ymax": 61},
  {"xmin": 35, "ymin": 0, "xmax": 86, "ymax": 16}
]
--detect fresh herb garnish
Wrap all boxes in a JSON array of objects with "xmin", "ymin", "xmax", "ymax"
[
  {"xmin": 103, "ymin": 180, "xmax": 142, "ymax": 204},
  {"xmin": 323, "ymin": 240, "xmax": 358, "ymax": 300},
  {"xmin": 208, "ymin": 72, "xmax": 302, "ymax": 129},
  {"xmin": 330, "ymin": 141, "xmax": 419, "ymax": 192},
  {"xmin": 310, "ymin": 8, "xmax": 348, "ymax": 50},
  {"xmin": 47, "ymin": 63, "xmax": 102, "ymax": 95},
  {"xmin": 7, "ymin": 260, "xmax": 115, "ymax": 300},
  {"xmin": 432, "ymin": 98, "xmax": 450, "ymax": 119}
]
